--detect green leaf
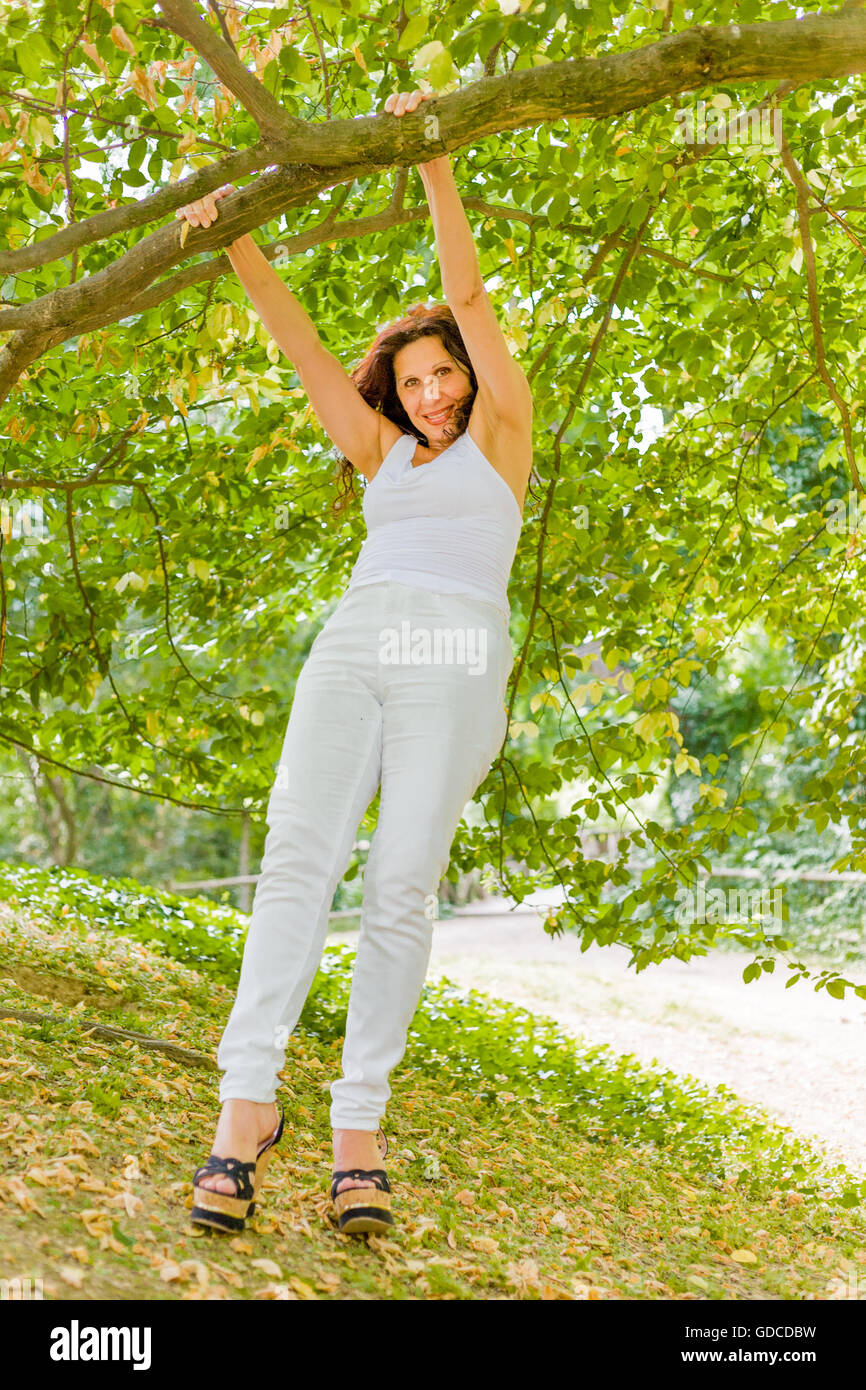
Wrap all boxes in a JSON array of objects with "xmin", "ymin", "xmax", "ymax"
[{"xmin": 397, "ymin": 13, "xmax": 428, "ymax": 52}]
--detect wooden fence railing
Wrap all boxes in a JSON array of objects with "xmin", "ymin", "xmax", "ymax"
[{"xmin": 167, "ymin": 859, "xmax": 866, "ymax": 911}]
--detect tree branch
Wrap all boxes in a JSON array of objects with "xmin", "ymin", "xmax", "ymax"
[
  {"xmin": 2, "ymin": 9, "xmax": 865, "ymax": 284},
  {"xmin": 779, "ymin": 130, "xmax": 862, "ymax": 493},
  {"xmin": 0, "ymin": 142, "xmax": 271, "ymax": 276},
  {"xmin": 152, "ymin": 0, "xmax": 297, "ymax": 139},
  {"xmin": 0, "ymin": 1005, "xmax": 218, "ymax": 1069},
  {"xmin": 1, "ymin": 10, "xmax": 865, "ymax": 405}
]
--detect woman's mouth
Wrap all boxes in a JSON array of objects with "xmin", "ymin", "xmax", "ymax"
[{"xmin": 423, "ymin": 405, "xmax": 452, "ymax": 426}]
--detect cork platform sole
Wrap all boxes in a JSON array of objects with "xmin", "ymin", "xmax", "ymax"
[{"xmin": 191, "ymin": 1103, "xmax": 284, "ymax": 1234}]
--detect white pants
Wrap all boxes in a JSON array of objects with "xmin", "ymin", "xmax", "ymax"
[{"xmin": 216, "ymin": 580, "xmax": 514, "ymax": 1132}]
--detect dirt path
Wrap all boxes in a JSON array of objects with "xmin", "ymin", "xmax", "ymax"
[{"xmin": 334, "ymin": 901, "xmax": 866, "ymax": 1179}]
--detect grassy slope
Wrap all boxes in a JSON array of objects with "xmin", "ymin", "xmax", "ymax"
[{"xmin": 1, "ymin": 896, "xmax": 865, "ymax": 1302}]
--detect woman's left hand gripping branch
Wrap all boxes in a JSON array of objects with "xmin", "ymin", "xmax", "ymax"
[{"xmin": 382, "ymin": 88, "xmax": 449, "ymax": 175}]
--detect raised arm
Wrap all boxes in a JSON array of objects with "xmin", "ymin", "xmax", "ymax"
[
  {"xmin": 383, "ymin": 91, "xmax": 533, "ymax": 435},
  {"xmin": 175, "ymin": 187, "xmax": 386, "ymax": 479},
  {"xmin": 420, "ymin": 157, "xmax": 532, "ymax": 432}
]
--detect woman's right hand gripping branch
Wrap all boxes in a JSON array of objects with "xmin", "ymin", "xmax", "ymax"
[{"xmin": 175, "ymin": 183, "xmax": 236, "ymax": 244}]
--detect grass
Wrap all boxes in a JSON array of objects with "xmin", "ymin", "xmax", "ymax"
[{"xmin": 1, "ymin": 876, "xmax": 865, "ymax": 1301}]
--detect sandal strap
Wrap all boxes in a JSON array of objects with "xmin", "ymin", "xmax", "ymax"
[
  {"xmin": 193, "ymin": 1154, "xmax": 256, "ymax": 1201},
  {"xmin": 257, "ymin": 1102, "xmax": 285, "ymax": 1158},
  {"xmin": 331, "ymin": 1167, "xmax": 390, "ymax": 1201}
]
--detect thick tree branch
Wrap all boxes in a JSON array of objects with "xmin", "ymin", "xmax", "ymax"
[
  {"xmin": 2, "ymin": 10, "xmax": 865, "ymax": 277},
  {"xmin": 1, "ymin": 11, "xmax": 865, "ymax": 405},
  {"xmin": 0, "ymin": 142, "xmax": 271, "ymax": 276},
  {"xmin": 147, "ymin": 3, "xmax": 866, "ymax": 175},
  {"xmin": 152, "ymin": 0, "xmax": 298, "ymax": 139}
]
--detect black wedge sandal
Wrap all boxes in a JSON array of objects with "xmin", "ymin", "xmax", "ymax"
[
  {"xmin": 191, "ymin": 1101, "xmax": 284, "ymax": 1234},
  {"xmin": 330, "ymin": 1127, "xmax": 394, "ymax": 1235}
]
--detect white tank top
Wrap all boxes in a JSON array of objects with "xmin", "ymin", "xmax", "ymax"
[{"xmin": 345, "ymin": 429, "xmax": 523, "ymax": 621}]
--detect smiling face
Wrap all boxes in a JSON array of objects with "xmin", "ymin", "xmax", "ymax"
[{"xmin": 392, "ymin": 335, "xmax": 473, "ymax": 449}]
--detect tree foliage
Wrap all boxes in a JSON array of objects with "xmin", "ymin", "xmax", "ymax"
[{"xmin": 2, "ymin": 0, "xmax": 866, "ymax": 995}]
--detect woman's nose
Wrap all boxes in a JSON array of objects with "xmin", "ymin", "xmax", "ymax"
[{"xmin": 422, "ymin": 376, "xmax": 440, "ymax": 402}]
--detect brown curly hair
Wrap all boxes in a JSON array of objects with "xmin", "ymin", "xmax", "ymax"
[{"xmin": 329, "ymin": 302, "xmax": 494, "ymax": 519}]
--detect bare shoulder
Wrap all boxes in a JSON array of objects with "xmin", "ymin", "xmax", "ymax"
[{"xmin": 467, "ymin": 394, "xmax": 533, "ymax": 516}]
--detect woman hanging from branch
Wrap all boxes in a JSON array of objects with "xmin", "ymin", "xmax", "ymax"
[{"xmin": 176, "ymin": 88, "xmax": 533, "ymax": 1236}]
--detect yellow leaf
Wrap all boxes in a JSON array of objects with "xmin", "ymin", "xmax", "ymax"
[
  {"xmin": 470, "ymin": 1235, "xmax": 499, "ymax": 1252},
  {"xmin": 66, "ymin": 1128, "xmax": 100, "ymax": 1155},
  {"xmin": 6, "ymin": 1176, "xmax": 36, "ymax": 1210},
  {"xmin": 251, "ymin": 1258, "xmax": 282, "ymax": 1278},
  {"xmin": 122, "ymin": 1191, "xmax": 143, "ymax": 1218},
  {"xmin": 181, "ymin": 1260, "xmax": 210, "ymax": 1287},
  {"xmin": 634, "ymin": 711, "xmax": 661, "ymax": 743},
  {"xmin": 110, "ymin": 24, "xmax": 137, "ymax": 55},
  {"xmin": 80, "ymin": 40, "xmax": 110, "ymax": 75},
  {"xmin": 179, "ymin": 218, "xmax": 191, "ymax": 249},
  {"xmin": 352, "ymin": 43, "xmax": 367, "ymax": 72},
  {"xmin": 288, "ymin": 1276, "xmax": 318, "ymax": 1299},
  {"xmin": 130, "ymin": 66, "xmax": 158, "ymax": 109},
  {"xmin": 29, "ymin": 115, "xmax": 55, "ymax": 151},
  {"xmin": 508, "ymin": 720, "xmax": 539, "ymax": 740},
  {"xmin": 730, "ymin": 1248, "xmax": 758, "ymax": 1264},
  {"xmin": 24, "ymin": 1166, "xmax": 50, "ymax": 1187},
  {"xmin": 506, "ymin": 1258, "xmax": 541, "ymax": 1291},
  {"xmin": 79, "ymin": 1209, "xmax": 111, "ymax": 1234},
  {"xmin": 246, "ymin": 444, "xmax": 270, "ymax": 470},
  {"xmin": 22, "ymin": 163, "xmax": 51, "ymax": 196}
]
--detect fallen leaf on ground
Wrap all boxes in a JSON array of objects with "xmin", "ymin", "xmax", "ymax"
[{"xmin": 288, "ymin": 1277, "xmax": 317, "ymax": 1299}]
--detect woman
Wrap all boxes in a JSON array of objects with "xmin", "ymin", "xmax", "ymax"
[{"xmin": 177, "ymin": 88, "xmax": 533, "ymax": 1236}]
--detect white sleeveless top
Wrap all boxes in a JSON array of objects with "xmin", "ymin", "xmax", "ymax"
[{"xmin": 345, "ymin": 429, "xmax": 523, "ymax": 622}]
